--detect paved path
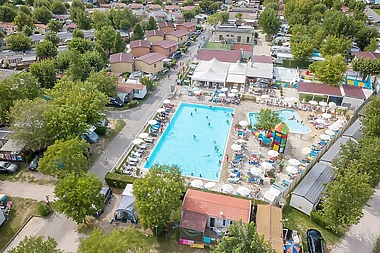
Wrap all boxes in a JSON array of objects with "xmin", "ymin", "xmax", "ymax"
[
  {"xmin": 332, "ymin": 184, "xmax": 380, "ymax": 253},
  {"xmin": 0, "ymin": 181, "xmax": 54, "ymax": 201},
  {"xmin": 366, "ymin": 8, "xmax": 380, "ymax": 22}
]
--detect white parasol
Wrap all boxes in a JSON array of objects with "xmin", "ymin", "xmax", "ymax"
[
  {"xmin": 156, "ymin": 108, "xmax": 165, "ymax": 113},
  {"xmin": 231, "ymin": 144, "xmax": 242, "ymax": 151},
  {"xmin": 288, "ymin": 159, "xmax": 300, "ymax": 166},
  {"xmin": 163, "ymin": 99, "xmax": 171, "ymax": 104},
  {"xmin": 190, "ymin": 179, "xmax": 203, "ymax": 188},
  {"xmin": 261, "ymin": 94, "xmax": 270, "ymax": 99},
  {"xmin": 192, "ymin": 87, "xmax": 200, "ymax": 91},
  {"xmin": 319, "ymin": 134, "xmax": 331, "ymax": 141},
  {"xmin": 261, "ymin": 162, "xmax": 273, "ymax": 170},
  {"xmin": 284, "ymin": 97, "xmax": 297, "ymax": 103},
  {"xmin": 218, "ymin": 93, "xmax": 226, "ymax": 97},
  {"xmin": 309, "ymin": 100, "xmax": 318, "ymax": 105},
  {"xmin": 235, "ymin": 139, "xmax": 247, "ymax": 144},
  {"xmin": 315, "ymin": 118, "xmax": 325, "ymax": 124},
  {"xmin": 193, "ymin": 90, "xmax": 202, "ymax": 95},
  {"xmin": 148, "ymin": 120, "xmax": 158, "ymax": 125},
  {"xmin": 231, "ymin": 88, "xmax": 239, "ymax": 93},
  {"xmin": 236, "ymin": 186, "xmax": 250, "ymax": 196},
  {"xmin": 228, "ymin": 92, "xmax": 236, "ymax": 97},
  {"xmin": 286, "ymin": 166, "xmax": 298, "ymax": 174},
  {"xmin": 250, "ymin": 167, "xmax": 262, "ymax": 176},
  {"xmin": 325, "ymin": 129, "xmax": 335, "ymax": 136},
  {"xmin": 239, "ymin": 120, "xmax": 249, "ymax": 127},
  {"xmin": 132, "ymin": 138, "xmax": 144, "ymax": 145},
  {"xmin": 139, "ymin": 133, "xmax": 150, "ymax": 138},
  {"xmin": 267, "ymin": 150, "xmax": 279, "ymax": 157},
  {"xmin": 329, "ymin": 102, "xmax": 337, "ymax": 109},
  {"xmin": 322, "ymin": 113, "xmax": 332, "ymax": 119},
  {"xmin": 319, "ymin": 101, "xmax": 328, "ymax": 107},
  {"xmin": 221, "ymin": 87, "xmax": 228, "ymax": 92},
  {"xmin": 328, "ymin": 124, "xmax": 340, "ymax": 131},
  {"xmin": 221, "ymin": 184, "xmax": 234, "ymax": 193},
  {"xmin": 301, "ymin": 147, "xmax": 312, "ymax": 155},
  {"xmin": 204, "ymin": 182, "xmax": 216, "ymax": 189}
]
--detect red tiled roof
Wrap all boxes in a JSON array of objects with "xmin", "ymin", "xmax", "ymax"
[
  {"xmin": 0, "ymin": 22, "xmax": 16, "ymax": 28},
  {"xmin": 297, "ymin": 81, "xmax": 342, "ymax": 96},
  {"xmin": 136, "ymin": 53, "xmax": 166, "ymax": 64},
  {"xmin": 232, "ymin": 44, "xmax": 253, "ymax": 53},
  {"xmin": 343, "ymin": 85, "xmax": 366, "ymax": 99},
  {"xmin": 63, "ymin": 23, "xmax": 78, "ymax": 29},
  {"xmin": 182, "ymin": 189, "xmax": 251, "ymax": 223},
  {"xmin": 116, "ymin": 84, "xmax": 134, "ymax": 93},
  {"xmin": 34, "ymin": 23, "xmax": 48, "ymax": 28},
  {"xmin": 197, "ymin": 49, "xmax": 241, "ymax": 63},
  {"xmin": 129, "ymin": 3, "xmax": 143, "ymax": 8},
  {"xmin": 182, "ymin": 5, "xmax": 196, "ymax": 10},
  {"xmin": 145, "ymin": 29, "xmax": 165, "ymax": 37},
  {"xmin": 167, "ymin": 29, "xmax": 190, "ymax": 37},
  {"xmin": 253, "ymin": 55, "xmax": 272, "ymax": 64},
  {"xmin": 109, "ymin": 53, "xmax": 133, "ymax": 63},
  {"xmin": 177, "ymin": 21, "xmax": 196, "ymax": 27},
  {"xmin": 180, "ymin": 210, "xmax": 208, "ymax": 232},
  {"xmin": 114, "ymin": 2, "xmax": 127, "ymax": 7},
  {"xmin": 99, "ymin": 3, "xmax": 112, "ymax": 8},
  {"xmin": 165, "ymin": 5, "xmax": 179, "ymax": 10},
  {"xmin": 153, "ymin": 39, "xmax": 178, "ymax": 48},
  {"xmin": 130, "ymin": 40, "xmax": 151, "ymax": 48},
  {"xmin": 353, "ymin": 51, "xmax": 380, "ymax": 60},
  {"xmin": 148, "ymin": 4, "xmax": 162, "ymax": 9},
  {"xmin": 117, "ymin": 81, "xmax": 145, "ymax": 91},
  {"xmin": 158, "ymin": 22, "xmax": 175, "ymax": 28}
]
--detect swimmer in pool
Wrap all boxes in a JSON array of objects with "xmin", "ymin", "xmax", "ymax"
[{"xmin": 208, "ymin": 122, "xmax": 211, "ymax": 126}]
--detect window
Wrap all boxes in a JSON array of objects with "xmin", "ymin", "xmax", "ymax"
[
  {"xmin": 154, "ymin": 63, "xmax": 157, "ymax": 68},
  {"xmin": 222, "ymin": 220, "xmax": 226, "ymax": 226},
  {"xmin": 169, "ymin": 48, "xmax": 171, "ymax": 53},
  {"xmin": 219, "ymin": 35, "xmax": 223, "ymax": 40},
  {"xmin": 226, "ymin": 34, "xmax": 229, "ymax": 37},
  {"xmin": 246, "ymin": 36, "xmax": 250, "ymax": 43},
  {"xmin": 237, "ymin": 36, "xmax": 241, "ymax": 42},
  {"xmin": 230, "ymin": 221, "xmax": 233, "ymax": 225}
]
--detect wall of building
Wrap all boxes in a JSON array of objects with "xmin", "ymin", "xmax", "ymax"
[
  {"xmin": 159, "ymin": 26, "xmax": 175, "ymax": 33},
  {"xmin": 206, "ymin": 216, "xmax": 233, "ymax": 228},
  {"xmin": 176, "ymin": 25, "xmax": 195, "ymax": 32},
  {"xmin": 131, "ymin": 47, "xmax": 150, "ymax": 57},
  {"xmin": 135, "ymin": 60, "xmax": 164, "ymax": 74},
  {"xmin": 147, "ymin": 36, "xmax": 164, "ymax": 43},
  {"xmin": 215, "ymin": 31, "xmax": 253, "ymax": 44},
  {"xmin": 110, "ymin": 62, "xmax": 133, "ymax": 73},
  {"xmin": 166, "ymin": 34, "xmax": 186, "ymax": 45},
  {"xmin": 289, "ymin": 195, "xmax": 313, "ymax": 216},
  {"xmin": 151, "ymin": 45, "xmax": 177, "ymax": 56}
]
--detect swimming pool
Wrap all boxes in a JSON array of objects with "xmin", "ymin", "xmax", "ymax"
[
  {"xmin": 248, "ymin": 109, "xmax": 311, "ymax": 134},
  {"xmin": 144, "ymin": 103, "xmax": 234, "ymax": 180}
]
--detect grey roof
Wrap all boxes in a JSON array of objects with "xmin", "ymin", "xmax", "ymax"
[
  {"xmin": 215, "ymin": 25, "xmax": 254, "ymax": 34},
  {"xmin": 292, "ymin": 162, "xmax": 335, "ymax": 204},
  {"xmin": 320, "ymin": 136, "xmax": 351, "ymax": 164},
  {"xmin": 343, "ymin": 118, "xmax": 362, "ymax": 140}
]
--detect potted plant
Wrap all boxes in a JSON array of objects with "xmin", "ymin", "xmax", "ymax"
[
  {"xmin": 267, "ymin": 170, "xmax": 275, "ymax": 178},
  {"xmin": 270, "ymin": 178, "xmax": 276, "ymax": 185}
]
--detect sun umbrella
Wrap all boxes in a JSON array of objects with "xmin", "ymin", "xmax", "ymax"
[
  {"xmin": 163, "ymin": 99, "xmax": 171, "ymax": 104},
  {"xmin": 156, "ymin": 108, "xmax": 165, "ymax": 113},
  {"xmin": 239, "ymin": 120, "xmax": 249, "ymax": 127},
  {"xmin": 139, "ymin": 133, "xmax": 150, "ymax": 138},
  {"xmin": 228, "ymin": 92, "xmax": 236, "ymax": 97},
  {"xmin": 221, "ymin": 87, "xmax": 228, "ymax": 92},
  {"xmin": 268, "ymin": 150, "xmax": 279, "ymax": 157},
  {"xmin": 301, "ymin": 147, "xmax": 312, "ymax": 155},
  {"xmin": 288, "ymin": 159, "xmax": 300, "ymax": 166},
  {"xmin": 190, "ymin": 179, "xmax": 203, "ymax": 188},
  {"xmin": 148, "ymin": 120, "xmax": 158, "ymax": 125},
  {"xmin": 329, "ymin": 102, "xmax": 337, "ymax": 109},
  {"xmin": 309, "ymin": 100, "xmax": 318, "ymax": 105},
  {"xmin": 285, "ymin": 97, "xmax": 297, "ymax": 103},
  {"xmin": 319, "ymin": 134, "xmax": 331, "ymax": 141},
  {"xmin": 194, "ymin": 90, "xmax": 202, "ymax": 95},
  {"xmin": 235, "ymin": 139, "xmax": 247, "ymax": 143},
  {"xmin": 325, "ymin": 129, "xmax": 335, "ymax": 136},
  {"xmin": 250, "ymin": 167, "xmax": 262, "ymax": 176},
  {"xmin": 132, "ymin": 138, "xmax": 144, "ymax": 145},
  {"xmin": 328, "ymin": 124, "xmax": 340, "ymax": 131},
  {"xmin": 204, "ymin": 182, "xmax": 216, "ymax": 189},
  {"xmin": 261, "ymin": 94, "xmax": 270, "ymax": 99},
  {"xmin": 319, "ymin": 101, "xmax": 328, "ymax": 107},
  {"xmin": 192, "ymin": 87, "xmax": 200, "ymax": 91},
  {"xmin": 286, "ymin": 166, "xmax": 298, "ymax": 174},
  {"xmin": 315, "ymin": 118, "xmax": 325, "ymax": 124},
  {"xmin": 322, "ymin": 113, "xmax": 332, "ymax": 119},
  {"xmin": 261, "ymin": 162, "xmax": 273, "ymax": 170},
  {"xmin": 218, "ymin": 93, "xmax": 226, "ymax": 97},
  {"xmin": 236, "ymin": 186, "xmax": 250, "ymax": 196},
  {"xmin": 221, "ymin": 184, "xmax": 234, "ymax": 193},
  {"xmin": 231, "ymin": 88, "xmax": 238, "ymax": 93},
  {"xmin": 284, "ymin": 240, "xmax": 301, "ymax": 253},
  {"xmin": 231, "ymin": 144, "xmax": 242, "ymax": 151}
]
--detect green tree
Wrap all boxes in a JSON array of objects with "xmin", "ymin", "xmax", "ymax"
[
  {"xmin": 255, "ymin": 108, "xmax": 281, "ymax": 133},
  {"xmin": 109, "ymin": 8, "xmax": 137, "ymax": 30},
  {"xmin": 290, "ymin": 35, "xmax": 314, "ymax": 61},
  {"xmin": 6, "ymin": 33, "xmax": 32, "ymax": 51},
  {"xmin": 265, "ymin": 3, "xmax": 279, "ymax": 11},
  {"xmin": 50, "ymin": 1, "xmax": 66, "ymax": 14},
  {"xmin": 33, "ymin": 0, "xmax": 51, "ymax": 8},
  {"xmin": 87, "ymin": 70, "xmax": 117, "ymax": 96},
  {"xmin": 358, "ymin": 137, "xmax": 380, "ymax": 187},
  {"xmin": 76, "ymin": 10, "xmax": 92, "ymax": 30},
  {"xmin": 355, "ymin": 26, "xmax": 379, "ymax": 51},
  {"xmin": 22, "ymin": 26, "xmax": 34, "ymax": 36},
  {"xmin": 258, "ymin": 8, "xmax": 281, "ymax": 37},
  {"xmin": 68, "ymin": 38, "xmax": 94, "ymax": 53},
  {"xmin": 131, "ymin": 23, "xmax": 144, "ymax": 41},
  {"xmin": 19, "ymin": 5, "xmax": 32, "ymax": 15},
  {"xmin": 92, "ymin": 10, "xmax": 112, "ymax": 30},
  {"xmin": 72, "ymin": 28, "xmax": 85, "ymax": 39},
  {"xmin": 14, "ymin": 11, "xmax": 34, "ymax": 32},
  {"xmin": 213, "ymin": 221, "xmax": 275, "ymax": 253},
  {"xmin": 320, "ymin": 36, "xmax": 351, "ymax": 57},
  {"xmin": 81, "ymin": 50, "xmax": 106, "ymax": 76},
  {"xmin": 36, "ymin": 40, "xmax": 58, "ymax": 59},
  {"xmin": 139, "ymin": 76, "xmax": 153, "ymax": 91},
  {"xmin": 332, "ymin": 139, "xmax": 360, "ymax": 174},
  {"xmin": 44, "ymin": 31, "xmax": 60, "ymax": 46},
  {"xmin": 312, "ymin": 3, "xmax": 327, "ymax": 14},
  {"xmin": 323, "ymin": 10, "xmax": 355, "ymax": 38},
  {"xmin": 9, "ymin": 236, "xmax": 62, "ymax": 253},
  {"xmin": 206, "ymin": 14, "xmax": 220, "ymax": 27},
  {"xmin": 133, "ymin": 164, "xmax": 185, "ymax": 232},
  {"xmin": 147, "ymin": 16, "xmax": 158, "ymax": 30},
  {"xmin": 113, "ymin": 32, "xmax": 126, "ymax": 54},
  {"xmin": 33, "ymin": 6, "xmax": 53, "ymax": 24},
  {"xmin": 181, "ymin": 0, "xmax": 194, "ymax": 6},
  {"xmin": 30, "ymin": 59, "xmax": 57, "ymax": 88},
  {"xmin": 71, "ymin": 0, "xmax": 85, "ymax": 10},
  {"xmin": 55, "ymin": 50, "xmax": 75, "ymax": 72},
  {"xmin": 361, "ymin": 97, "xmax": 380, "ymax": 138},
  {"xmin": 0, "ymin": 6, "xmax": 17, "ymax": 22},
  {"xmin": 333, "ymin": 0, "xmax": 343, "ymax": 11},
  {"xmin": 38, "ymin": 138, "xmax": 89, "ymax": 177},
  {"xmin": 309, "ymin": 55, "xmax": 347, "ymax": 86},
  {"xmin": 365, "ymin": 37, "xmax": 378, "ymax": 52},
  {"xmin": 353, "ymin": 58, "xmax": 380, "ymax": 77},
  {"xmin": 95, "ymin": 25, "xmax": 115, "ymax": 55},
  {"xmin": 78, "ymin": 228, "xmax": 150, "ymax": 253},
  {"xmin": 54, "ymin": 172, "xmax": 103, "ymax": 223},
  {"xmin": 183, "ymin": 10, "xmax": 196, "ymax": 21},
  {"xmin": 48, "ymin": 19, "xmax": 63, "ymax": 32}
]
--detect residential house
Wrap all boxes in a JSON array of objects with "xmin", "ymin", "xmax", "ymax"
[
  {"xmin": 129, "ymin": 3, "xmax": 144, "ymax": 10},
  {"xmin": 2, "ymin": 54, "xmax": 37, "ymax": 69},
  {"xmin": 0, "ymin": 22, "xmax": 16, "ymax": 35},
  {"xmin": 114, "ymin": 2, "xmax": 127, "ymax": 8},
  {"xmin": 99, "ymin": 3, "xmax": 112, "ymax": 8},
  {"xmin": 109, "ymin": 53, "xmax": 133, "ymax": 73},
  {"xmin": 117, "ymin": 79, "xmax": 147, "ymax": 102},
  {"xmin": 176, "ymin": 21, "xmax": 196, "ymax": 32},
  {"xmin": 63, "ymin": 23, "xmax": 78, "ymax": 32},
  {"xmin": 148, "ymin": 4, "xmax": 162, "ymax": 11},
  {"xmin": 53, "ymin": 14, "xmax": 70, "ymax": 23},
  {"xmin": 166, "ymin": 30, "xmax": 189, "ymax": 45},
  {"xmin": 182, "ymin": 5, "xmax": 196, "ymax": 11},
  {"xmin": 179, "ymin": 189, "xmax": 251, "ymax": 244},
  {"xmin": 165, "ymin": 5, "xmax": 180, "ymax": 12},
  {"xmin": 152, "ymin": 11, "xmax": 167, "ymax": 22},
  {"xmin": 197, "ymin": 49, "xmax": 241, "ymax": 63},
  {"xmin": 228, "ymin": 11, "xmax": 259, "ymax": 27},
  {"xmin": 158, "ymin": 22, "xmax": 175, "ymax": 33},
  {"xmin": 34, "ymin": 23, "xmax": 49, "ymax": 34},
  {"xmin": 170, "ymin": 12, "xmax": 184, "ymax": 23},
  {"xmin": 353, "ymin": 51, "xmax": 380, "ymax": 60},
  {"xmin": 0, "ymin": 130, "xmax": 26, "ymax": 162},
  {"xmin": 214, "ymin": 25, "xmax": 254, "ymax": 44},
  {"xmin": 152, "ymin": 40, "xmax": 179, "ymax": 56},
  {"xmin": 134, "ymin": 53, "xmax": 166, "ymax": 74},
  {"xmin": 145, "ymin": 30, "xmax": 165, "ymax": 43},
  {"xmin": 256, "ymin": 205, "xmax": 283, "ymax": 253},
  {"xmin": 130, "ymin": 40, "xmax": 151, "ymax": 57}
]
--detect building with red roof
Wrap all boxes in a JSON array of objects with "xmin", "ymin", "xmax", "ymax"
[
  {"xmin": 197, "ymin": 49, "xmax": 241, "ymax": 63},
  {"xmin": 109, "ymin": 53, "xmax": 133, "ymax": 73},
  {"xmin": 134, "ymin": 53, "xmax": 166, "ymax": 74},
  {"xmin": 176, "ymin": 21, "xmax": 197, "ymax": 32},
  {"xmin": 145, "ymin": 29, "xmax": 165, "ymax": 43},
  {"xmin": 130, "ymin": 40, "xmax": 152, "ymax": 57},
  {"xmin": 158, "ymin": 22, "xmax": 175, "ymax": 33},
  {"xmin": 166, "ymin": 30, "xmax": 190, "ymax": 45},
  {"xmin": 151, "ymin": 40, "xmax": 179, "ymax": 56}
]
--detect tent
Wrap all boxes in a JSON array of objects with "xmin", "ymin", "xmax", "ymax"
[
  {"xmin": 179, "ymin": 210, "xmax": 208, "ymax": 242},
  {"xmin": 114, "ymin": 184, "xmax": 138, "ymax": 223},
  {"xmin": 228, "ymin": 60, "xmax": 247, "ymax": 75},
  {"xmin": 192, "ymin": 68, "xmax": 227, "ymax": 83},
  {"xmin": 226, "ymin": 74, "xmax": 246, "ymax": 83},
  {"xmin": 196, "ymin": 58, "xmax": 230, "ymax": 73}
]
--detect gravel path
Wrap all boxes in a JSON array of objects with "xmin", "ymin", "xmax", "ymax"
[{"xmin": 0, "ymin": 181, "xmax": 55, "ymax": 201}]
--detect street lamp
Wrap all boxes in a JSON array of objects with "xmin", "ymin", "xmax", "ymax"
[{"xmin": 155, "ymin": 225, "xmax": 158, "ymax": 240}]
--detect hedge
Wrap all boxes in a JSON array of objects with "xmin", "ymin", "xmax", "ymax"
[
  {"xmin": 282, "ymin": 59, "xmax": 312, "ymax": 68},
  {"xmin": 105, "ymin": 172, "xmax": 136, "ymax": 188}
]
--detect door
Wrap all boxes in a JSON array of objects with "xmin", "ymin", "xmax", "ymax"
[{"xmin": 209, "ymin": 217, "xmax": 215, "ymax": 227}]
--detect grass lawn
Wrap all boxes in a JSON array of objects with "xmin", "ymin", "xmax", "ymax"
[
  {"xmin": 282, "ymin": 205, "xmax": 344, "ymax": 251},
  {"xmin": 0, "ymin": 197, "xmax": 39, "ymax": 250},
  {"xmin": 373, "ymin": 9, "xmax": 380, "ymax": 16},
  {"xmin": 205, "ymin": 42, "xmax": 231, "ymax": 50}
]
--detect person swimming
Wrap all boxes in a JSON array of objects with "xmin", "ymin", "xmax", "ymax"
[
  {"xmin": 191, "ymin": 173, "xmax": 194, "ymax": 176},
  {"xmin": 190, "ymin": 112, "xmax": 193, "ymax": 116},
  {"xmin": 206, "ymin": 154, "xmax": 210, "ymax": 157},
  {"xmin": 208, "ymin": 122, "xmax": 211, "ymax": 126},
  {"xmin": 226, "ymin": 119, "xmax": 230, "ymax": 124},
  {"xmin": 193, "ymin": 134, "xmax": 196, "ymax": 139},
  {"xmin": 206, "ymin": 116, "xmax": 209, "ymax": 119},
  {"xmin": 195, "ymin": 108, "xmax": 197, "ymax": 112},
  {"xmin": 199, "ymin": 174, "xmax": 202, "ymax": 177}
]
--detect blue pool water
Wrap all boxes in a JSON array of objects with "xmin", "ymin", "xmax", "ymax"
[
  {"xmin": 248, "ymin": 109, "xmax": 311, "ymax": 134},
  {"xmin": 144, "ymin": 103, "xmax": 234, "ymax": 180}
]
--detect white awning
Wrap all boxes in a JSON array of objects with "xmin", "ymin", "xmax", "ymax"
[
  {"xmin": 195, "ymin": 58, "xmax": 230, "ymax": 73},
  {"xmin": 228, "ymin": 60, "xmax": 247, "ymax": 75},
  {"xmin": 246, "ymin": 62, "xmax": 273, "ymax": 79},
  {"xmin": 226, "ymin": 74, "xmax": 246, "ymax": 83},
  {"xmin": 192, "ymin": 68, "xmax": 227, "ymax": 83}
]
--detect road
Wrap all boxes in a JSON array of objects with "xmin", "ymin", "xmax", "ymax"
[
  {"xmin": 332, "ymin": 184, "xmax": 380, "ymax": 253},
  {"xmin": 365, "ymin": 8, "xmax": 380, "ymax": 22},
  {"xmin": 0, "ymin": 181, "xmax": 54, "ymax": 201}
]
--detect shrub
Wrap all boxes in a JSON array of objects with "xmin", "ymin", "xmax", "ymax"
[
  {"xmin": 95, "ymin": 126, "xmax": 107, "ymax": 136},
  {"xmin": 37, "ymin": 203, "xmax": 52, "ymax": 216},
  {"xmin": 105, "ymin": 172, "xmax": 136, "ymax": 188},
  {"xmin": 373, "ymin": 236, "xmax": 380, "ymax": 253},
  {"xmin": 126, "ymin": 100, "xmax": 139, "ymax": 109},
  {"xmin": 310, "ymin": 210, "xmax": 329, "ymax": 229}
]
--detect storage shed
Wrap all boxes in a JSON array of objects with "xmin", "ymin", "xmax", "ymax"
[{"xmin": 290, "ymin": 163, "xmax": 335, "ymax": 215}]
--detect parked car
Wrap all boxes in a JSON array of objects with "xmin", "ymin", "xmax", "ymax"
[
  {"xmin": 107, "ymin": 97, "xmax": 124, "ymax": 108},
  {"xmin": 94, "ymin": 187, "xmax": 113, "ymax": 217},
  {"xmin": 171, "ymin": 51, "xmax": 182, "ymax": 59},
  {"xmin": 307, "ymin": 229, "xmax": 325, "ymax": 253},
  {"xmin": 184, "ymin": 40, "xmax": 191, "ymax": 47},
  {"xmin": 0, "ymin": 161, "xmax": 19, "ymax": 174},
  {"xmin": 29, "ymin": 153, "xmax": 43, "ymax": 171}
]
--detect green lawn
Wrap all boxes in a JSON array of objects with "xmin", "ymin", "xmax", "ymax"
[
  {"xmin": 205, "ymin": 42, "xmax": 231, "ymax": 50},
  {"xmin": 373, "ymin": 9, "xmax": 380, "ymax": 16},
  {"xmin": 282, "ymin": 205, "xmax": 344, "ymax": 251}
]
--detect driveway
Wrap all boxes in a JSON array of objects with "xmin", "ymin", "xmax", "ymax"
[
  {"xmin": 0, "ymin": 181, "xmax": 54, "ymax": 201},
  {"xmin": 365, "ymin": 8, "xmax": 380, "ymax": 22},
  {"xmin": 253, "ymin": 31, "xmax": 271, "ymax": 57},
  {"xmin": 332, "ymin": 184, "xmax": 380, "ymax": 253}
]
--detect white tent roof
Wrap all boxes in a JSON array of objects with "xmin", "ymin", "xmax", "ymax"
[
  {"xmin": 246, "ymin": 61, "xmax": 273, "ymax": 79},
  {"xmin": 228, "ymin": 60, "xmax": 247, "ymax": 75},
  {"xmin": 192, "ymin": 68, "xmax": 227, "ymax": 83},
  {"xmin": 227, "ymin": 74, "xmax": 246, "ymax": 83},
  {"xmin": 195, "ymin": 58, "xmax": 230, "ymax": 73},
  {"xmin": 273, "ymin": 67, "xmax": 299, "ymax": 83}
]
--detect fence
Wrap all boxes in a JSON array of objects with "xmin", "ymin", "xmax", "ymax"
[{"xmin": 273, "ymin": 98, "xmax": 369, "ymax": 205}]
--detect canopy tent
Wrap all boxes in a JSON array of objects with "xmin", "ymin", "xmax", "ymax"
[
  {"xmin": 179, "ymin": 210, "xmax": 208, "ymax": 241},
  {"xmin": 228, "ymin": 60, "xmax": 247, "ymax": 75},
  {"xmin": 246, "ymin": 62, "xmax": 273, "ymax": 79},
  {"xmin": 192, "ymin": 68, "xmax": 227, "ymax": 83},
  {"xmin": 226, "ymin": 74, "xmax": 246, "ymax": 83},
  {"xmin": 114, "ymin": 184, "xmax": 138, "ymax": 223},
  {"xmin": 195, "ymin": 58, "xmax": 230, "ymax": 73}
]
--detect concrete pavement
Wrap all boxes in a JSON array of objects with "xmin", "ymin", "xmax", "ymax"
[
  {"xmin": 0, "ymin": 181, "xmax": 55, "ymax": 201},
  {"xmin": 365, "ymin": 8, "xmax": 380, "ymax": 22},
  {"xmin": 332, "ymin": 184, "xmax": 380, "ymax": 253}
]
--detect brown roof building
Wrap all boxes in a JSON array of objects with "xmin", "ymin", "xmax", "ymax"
[
  {"xmin": 134, "ymin": 53, "xmax": 166, "ymax": 74},
  {"xmin": 166, "ymin": 30, "xmax": 190, "ymax": 45},
  {"xmin": 176, "ymin": 21, "xmax": 197, "ymax": 32},
  {"xmin": 152, "ymin": 40, "xmax": 179, "ymax": 56},
  {"xmin": 158, "ymin": 22, "xmax": 175, "ymax": 33},
  {"xmin": 109, "ymin": 53, "xmax": 133, "ymax": 73},
  {"xmin": 197, "ymin": 49, "xmax": 241, "ymax": 63},
  {"xmin": 145, "ymin": 29, "xmax": 165, "ymax": 43},
  {"xmin": 130, "ymin": 40, "xmax": 151, "ymax": 57},
  {"xmin": 297, "ymin": 81, "xmax": 342, "ymax": 97},
  {"xmin": 353, "ymin": 51, "xmax": 380, "ymax": 60}
]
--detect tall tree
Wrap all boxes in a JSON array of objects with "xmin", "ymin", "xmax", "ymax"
[
  {"xmin": 77, "ymin": 228, "xmax": 150, "ymax": 253},
  {"xmin": 30, "ymin": 59, "xmax": 57, "ymax": 88},
  {"xmin": 72, "ymin": 28, "xmax": 85, "ymax": 39},
  {"xmin": 9, "ymin": 236, "xmax": 62, "ymax": 253},
  {"xmin": 358, "ymin": 137, "xmax": 380, "ymax": 187},
  {"xmin": 183, "ymin": 10, "xmax": 196, "ymax": 21},
  {"xmin": 320, "ymin": 36, "xmax": 351, "ymax": 57},
  {"xmin": 133, "ymin": 164, "xmax": 185, "ymax": 232},
  {"xmin": 33, "ymin": 0, "xmax": 51, "ymax": 8},
  {"xmin": 14, "ymin": 11, "xmax": 34, "ymax": 32},
  {"xmin": 76, "ymin": 10, "xmax": 92, "ymax": 30},
  {"xmin": 113, "ymin": 32, "xmax": 126, "ymax": 54},
  {"xmin": 365, "ymin": 37, "xmax": 378, "ymax": 52},
  {"xmin": 44, "ymin": 31, "xmax": 60, "ymax": 46},
  {"xmin": 354, "ymin": 26, "xmax": 379, "ymax": 51},
  {"xmin": 213, "ymin": 221, "xmax": 275, "ymax": 253},
  {"xmin": 48, "ymin": 19, "xmax": 63, "ymax": 33},
  {"xmin": 50, "ymin": 1, "xmax": 66, "ymax": 14},
  {"xmin": 290, "ymin": 35, "xmax": 314, "ymax": 61},
  {"xmin": 19, "ymin": 5, "xmax": 32, "ymax": 15},
  {"xmin": 309, "ymin": 55, "xmax": 347, "ymax": 86},
  {"xmin": 71, "ymin": 0, "xmax": 85, "ymax": 10},
  {"xmin": 92, "ymin": 10, "xmax": 112, "ymax": 30},
  {"xmin": 361, "ymin": 97, "xmax": 380, "ymax": 138},
  {"xmin": 68, "ymin": 37, "xmax": 94, "ymax": 53},
  {"xmin": 95, "ymin": 26, "xmax": 115, "ymax": 55},
  {"xmin": 35, "ymin": 40, "xmax": 58, "ymax": 59},
  {"xmin": 131, "ymin": 23, "xmax": 144, "ymax": 41},
  {"xmin": 146, "ymin": 16, "xmax": 158, "ymax": 31},
  {"xmin": 352, "ymin": 58, "xmax": 380, "ymax": 77},
  {"xmin": 6, "ymin": 33, "xmax": 32, "ymax": 51},
  {"xmin": 54, "ymin": 172, "xmax": 103, "ymax": 223},
  {"xmin": 33, "ymin": 6, "xmax": 53, "ymax": 24},
  {"xmin": 255, "ymin": 109, "xmax": 281, "ymax": 133},
  {"xmin": 258, "ymin": 8, "xmax": 281, "ymax": 38},
  {"xmin": 87, "ymin": 70, "xmax": 117, "ymax": 97},
  {"xmin": 0, "ymin": 6, "xmax": 17, "ymax": 22}
]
